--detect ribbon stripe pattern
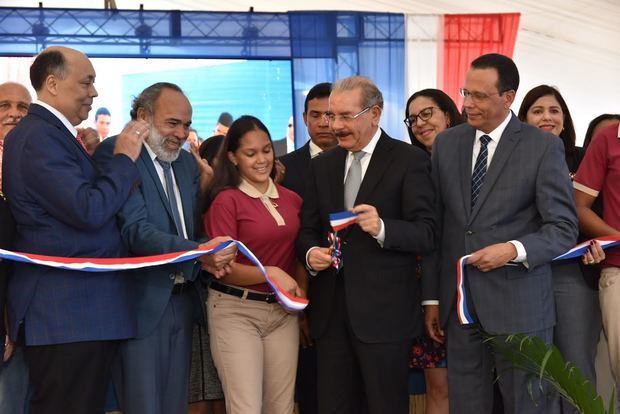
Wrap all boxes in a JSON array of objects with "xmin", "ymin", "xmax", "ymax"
[{"xmin": 0, "ymin": 239, "xmax": 308, "ymax": 312}]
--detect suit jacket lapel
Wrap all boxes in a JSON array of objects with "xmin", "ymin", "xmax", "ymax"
[
  {"xmin": 469, "ymin": 115, "xmax": 521, "ymax": 223},
  {"xmin": 355, "ymin": 132, "xmax": 392, "ymax": 206},
  {"xmin": 172, "ymin": 159, "xmax": 194, "ymax": 239},
  {"xmin": 459, "ymin": 129, "xmax": 475, "ymax": 218},
  {"xmin": 138, "ymin": 147, "xmax": 174, "ymax": 221},
  {"xmin": 31, "ymin": 104, "xmax": 94, "ymax": 164},
  {"xmin": 329, "ymin": 147, "xmax": 347, "ymax": 212}
]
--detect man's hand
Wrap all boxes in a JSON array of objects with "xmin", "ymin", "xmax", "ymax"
[
  {"xmin": 424, "ymin": 304, "xmax": 444, "ymax": 344},
  {"xmin": 351, "ymin": 204, "xmax": 381, "ymax": 236},
  {"xmin": 76, "ymin": 127, "xmax": 100, "ymax": 156},
  {"xmin": 114, "ymin": 120, "xmax": 148, "ymax": 161},
  {"xmin": 308, "ymin": 247, "xmax": 332, "ymax": 272},
  {"xmin": 468, "ymin": 242, "xmax": 517, "ymax": 272},
  {"xmin": 198, "ymin": 236, "xmax": 236, "ymax": 278}
]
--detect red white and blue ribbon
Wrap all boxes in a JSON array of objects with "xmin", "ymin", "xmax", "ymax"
[
  {"xmin": 328, "ymin": 211, "xmax": 357, "ymax": 269},
  {"xmin": 0, "ymin": 240, "xmax": 308, "ymax": 312},
  {"xmin": 456, "ymin": 236, "xmax": 620, "ymax": 325},
  {"xmin": 329, "ymin": 211, "xmax": 357, "ymax": 232}
]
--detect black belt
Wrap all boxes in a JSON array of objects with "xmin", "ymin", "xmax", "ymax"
[
  {"xmin": 172, "ymin": 281, "xmax": 193, "ymax": 295},
  {"xmin": 210, "ymin": 281, "xmax": 277, "ymax": 304}
]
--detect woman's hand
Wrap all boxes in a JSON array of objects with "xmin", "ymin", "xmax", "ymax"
[
  {"xmin": 582, "ymin": 240, "xmax": 605, "ymax": 265},
  {"xmin": 266, "ymin": 266, "xmax": 301, "ymax": 297}
]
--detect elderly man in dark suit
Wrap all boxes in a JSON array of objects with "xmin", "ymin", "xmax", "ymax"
[
  {"xmin": 424, "ymin": 53, "xmax": 578, "ymax": 414},
  {"xmin": 94, "ymin": 82, "xmax": 235, "ymax": 414},
  {"xmin": 2, "ymin": 46, "xmax": 145, "ymax": 414},
  {"xmin": 297, "ymin": 76, "xmax": 436, "ymax": 414}
]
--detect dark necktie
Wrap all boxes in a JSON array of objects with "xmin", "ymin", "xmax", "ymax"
[
  {"xmin": 344, "ymin": 151, "xmax": 365, "ymax": 209},
  {"xmin": 156, "ymin": 158, "xmax": 184, "ymax": 236},
  {"xmin": 471, "ymin": 135, "xmax": 492, "ymax": 208}
]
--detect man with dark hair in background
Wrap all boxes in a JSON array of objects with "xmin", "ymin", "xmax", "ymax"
[
  {"xmin": 213, "ymin": 111, "xmax": 233, "ymax": 136},
  {"xmin": 425, "ymin": 53, "xmax": 577, "ymax": 413},
  {"xmin": 2, "ymin": 46, "xmax": 145, "ymax": 414},
  {"xmin": 280, "ymin": 82, "xmax": 336, "ymax": 197},
  {"xmin": 94, "ymin": 106, "xmax": 112, "ymax": 140}
]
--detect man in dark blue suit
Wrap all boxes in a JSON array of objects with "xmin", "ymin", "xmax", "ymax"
[
  {"xmin": 94, "ymin": 82, "xmax": 235, "ymax": 414},
  {"xmin": 2, "ymin": 46, "xmax": 146, "ymax": 414}
]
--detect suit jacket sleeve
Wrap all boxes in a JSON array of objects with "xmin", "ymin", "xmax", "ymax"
[
  {"xmin": 421, "ymin": 145, "xmax": 442, "ymax": 301},
  {"xmin": 381, "ymin": 148, "xmax": 435, "ymax": 254},
  {"xmin": 518, "ymin": 136, "xmax": 578, "ymax": 267},
  {"xmin": 296, "ymin": 158, "xmax": 324, "ymax": 263},
  {"xmin": 22, "ymin": 130, "xmax": 138, "ymax": 230}
]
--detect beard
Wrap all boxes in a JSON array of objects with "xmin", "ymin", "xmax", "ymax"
[{"xmin": 146, "ymin": 122, "xmax": 184, "ymax": 162}]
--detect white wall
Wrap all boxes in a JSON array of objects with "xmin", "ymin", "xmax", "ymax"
[{"xmin": 513, "ymin": 30, "xmax": 620, "ymax": 146}]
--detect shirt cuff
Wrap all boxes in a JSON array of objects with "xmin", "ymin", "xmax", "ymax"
[
  {"xmin": 422, "ymin": 300, "xmax": 439, "ymax": 306},
  {"xmin": 508, "ymin": 240, "xmax": 527, "ymax": 263},
  {"xmin": 373, "ymin": 219, "xmax": 385, "ymax": 247},
  {"xmin": 305, "ymin": 247, "xmax": 320, "ymax": 276}
]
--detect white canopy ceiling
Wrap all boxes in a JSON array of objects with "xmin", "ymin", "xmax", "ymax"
[
  {"xmin": 4, "ymin": 0, "xmax": 620, "ymax": 140},
  {"xmin": 7, "ymin": 0, "xmax": 619, "ymax": 67}
]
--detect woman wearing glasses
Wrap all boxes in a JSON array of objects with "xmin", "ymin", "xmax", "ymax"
[
  {"xmin": 404, "ymin": 89, "xmax": 464, "ymax": 414},
  {"xmin": 518, "ymin": 85, "xmax": 604, "ymax": 414}
]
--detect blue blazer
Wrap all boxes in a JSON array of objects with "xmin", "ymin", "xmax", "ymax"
[
  {"xmin": 94, "ymin": 139, "xmax": 202, "ymax": 339},
  {"xmin": 2, "ymin": 104, "xmax": 139, "ymax": 345}
]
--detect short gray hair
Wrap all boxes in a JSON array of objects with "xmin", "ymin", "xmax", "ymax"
[
  {"xmin": 331, "ymin": 76, "xmax": 383, "ymax": 109},
  {"xmin": 130, "ymin": 82, "xmax": 183, "ymax": 120}
]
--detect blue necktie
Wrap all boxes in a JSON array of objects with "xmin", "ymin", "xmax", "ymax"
[
  {"xmin": 471, "ymin": 135, "xmax": 492, "ymax": 208},
  {"xmin": 156, "ymin": 158, "xmax": 184, "ymax": 237}
]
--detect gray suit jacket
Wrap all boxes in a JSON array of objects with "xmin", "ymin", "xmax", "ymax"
[{"xmin": 424, "ymin": 114, "xmax": 578, "ymax": 334}]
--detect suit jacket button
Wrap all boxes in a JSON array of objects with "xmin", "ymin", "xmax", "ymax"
[
  {"xmin": 169, "ymin": 273, "xmax": 175, "ymax": 280},
  {"xmin": 466, "ymin": 230, "xmax": 474, "ymax": 235}
]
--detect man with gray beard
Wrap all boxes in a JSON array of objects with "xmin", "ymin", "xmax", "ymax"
[{"xmin": 93, "ymin": 82, "xmax": 235, "ymax": 414}]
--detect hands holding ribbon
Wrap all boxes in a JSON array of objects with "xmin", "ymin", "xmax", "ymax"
[
  {"xmin": 582, "ymin": 240, "xmax": 605, "ymax": 265},
  {"xmin": 467, "ymin": 242, "xmax": 517, "ymax": 273},
  {"xmin": 351, "ymin": 204, "xmax": 381, "ymax": 236},
  {"xmin": 265, "ymin": 265, "xmax": 303, "ymax": 298},
  {"xmin": 308, "ymin": 247, "xmax": 332, "ymax": 272},
  {"xmin": 198, "ymin": 236, "xmax": 236, "ymax": 277}
]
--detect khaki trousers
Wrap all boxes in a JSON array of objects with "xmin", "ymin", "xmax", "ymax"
[
  {"xmin": 207, "ymin": 288, "xmax": 299, "ymax": 414},
  {"xmin": 599, "ymin": 266, "xmax": 620, "ymax": 395}
]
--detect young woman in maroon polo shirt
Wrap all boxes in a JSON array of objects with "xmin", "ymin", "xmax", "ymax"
[{"xmin": 204, "ymin": 115, "xmax": 306, "ymax": 414}]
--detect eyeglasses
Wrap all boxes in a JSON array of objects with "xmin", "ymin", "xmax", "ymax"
[
  {"xmin": 403, "ymin": 106, "xmax": 438, "ymax": 128},
  {"xmin": 324, "ymin": 106, "xmax": 371, "ymax": 123},
  {"xmin": 459, "ymin": 88, "xmax": 504, "ymax": 103}
]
